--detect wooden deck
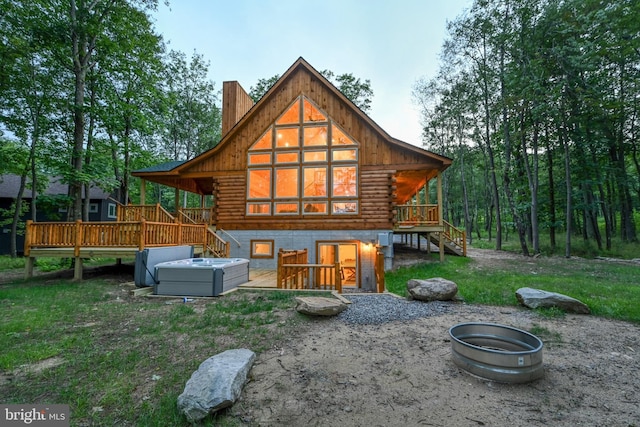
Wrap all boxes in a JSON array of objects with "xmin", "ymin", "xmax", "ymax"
[
  {"xmin": 23, "ymin": 218, "xmax": 229, "ymax": 280},
  {"xmin": 239, "ymin": 269, "xmax": 277, "ymax": 289}
]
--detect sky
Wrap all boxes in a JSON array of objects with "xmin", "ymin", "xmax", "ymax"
[{"xmin": 152, "ymin": 0, "xmax": 472, "ymax": 145}]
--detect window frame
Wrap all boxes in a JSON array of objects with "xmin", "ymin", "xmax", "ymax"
[
  {"xmin": 250, "ymin": 239, "xmax": 275, "ymax": 259},
  {"xmin": 246, "ymin": 96, "xmax": 360, "ymax": 217}
]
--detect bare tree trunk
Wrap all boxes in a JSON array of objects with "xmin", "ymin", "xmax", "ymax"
[
  {"xmin": 68, "ymin": 0, "xmax": 116, "ymax": 220},
  {"xmin": 10, "ymin": 173, "xmax": 29, "ymax": 258},
  {"xmin": 458, "ymin": 132, "xmax": 472, "ymax": 245},
  {"xmin": 544, "ymin": 125, "xmax": 556, "ymax": 251},
  {"xmin": 499, "ymin": 41, "xmax": 528, "ymax": 256},
  {"xmin": 561, "ymin": 127, "xmax": 572, "ymax": 258},
  {"xmin": 524, "ymin": 122, "xmax": 540, "ymax": 254}
]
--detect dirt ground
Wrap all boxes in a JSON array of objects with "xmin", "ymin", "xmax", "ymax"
[{"xmin": 233, "ymin": 248, "xmax": 640, "ymax": 427}]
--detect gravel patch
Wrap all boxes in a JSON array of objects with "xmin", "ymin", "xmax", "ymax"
[{"xmin": 337, "ymin": 293, "xmax": 453, "ymax": 325}]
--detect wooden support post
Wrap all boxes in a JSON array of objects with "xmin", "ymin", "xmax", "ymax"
[
  {"xmin": 139, "ymin": 219, "xmax": 146, "ymax": 251},
  {"xmin": 25, "ymin": 257, "xmax": 35, "ymax": 279},
  {"xmin": 334, "ymin": 261, "xmax": 342, "ymax": 294},
  {"xmin": 437, "ymin": 171, "xmax": 443, "ymax": 226},
  {"xmin": 376, "ymin": 251, "xmax": 385, "ymax": 293},
  {"xmin": 276, "ymin": 249, "xmax": 283, "ymax": 289},
  {"xmin": 74, "ymin": 257, "xmax": 83, "ymax": 280},
  {"xmin": 437, "ymin": 171, "xmax": 445, "ymax": 262},
  {"xmin": 174, "ymin": 188, "xmax": 180, "ymax": 216}
]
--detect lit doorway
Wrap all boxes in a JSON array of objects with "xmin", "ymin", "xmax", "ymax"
[{"xmin": 317, "ymin": 242, "xmax": 358, "ymax": 288}]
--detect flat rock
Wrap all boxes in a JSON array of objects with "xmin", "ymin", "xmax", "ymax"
[
  {"xmin": 177, "ymin": 348, "xmax": 255, "ymax": 422},
  {"xmin": 516, "ymin": 287, "xmax": 590, "ymax": 314},
  {"xmin": 407, "ymin": 277, "xmax": 458, "ymax": 301},
  {"xmin": 295, "ymin": 296, "xmax": 347, "ymax": 316}
]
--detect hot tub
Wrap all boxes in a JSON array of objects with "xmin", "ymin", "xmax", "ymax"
[{"xmin": 153, "ymin": 258, "xmax": 250, "ymax": 297}]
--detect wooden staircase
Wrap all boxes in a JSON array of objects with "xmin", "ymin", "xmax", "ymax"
[
  {"xmin": 425, "ymin": 221, "xmax": 466, "ymax": 256},
  {"xmin": 422, "ymin": 233, "xmax": 464, "ymax": 256}
]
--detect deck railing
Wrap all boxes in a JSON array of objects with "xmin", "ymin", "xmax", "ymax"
[
  {"xmin": 118, "ymin": 204, "xmax": 176, "ymax": 223},
  {"xmin": 24, "ymin": 219, "xmax": 230, "ymax": 257},
  {"xmin": 276, "ymin": 248, "xmax": 343, "ymax": 293},
  {"xmin": 179, "ymin": 207, "xmax": 214, "ymax": 225},
  {"xmin": 395, "ymin": 204, "xmax": 439, "ymax": 226}
]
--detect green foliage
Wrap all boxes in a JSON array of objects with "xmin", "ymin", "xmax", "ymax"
[
  {"xmin": 249, "ymin": 75, "xmax": 280, "ymax": 102},
  {"xmin": 34, "ymin": 258, "xmax": 72, "ymax": 272},
  {"xmin": 162, "ymin": 50, "xmax": 222, "ymax": 161},
  {"xmin": 415, "ymin": 0, "xmax": 640, "ymax": 254},
  {"xmin": 249, "ymin": 69, "xmax": 374, "ymax": 113},
  {"xmin": 0, "ymin": 256, "xmax": 24, "ymax": 271},
  {"xmin": 320, "ymin": 70, "xmax": 374, "ymax": 113}
]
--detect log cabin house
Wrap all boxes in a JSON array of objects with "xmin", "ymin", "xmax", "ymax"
[{"xmin": 131, "ymin": 57, "xmax": 465, "ymax": 292}]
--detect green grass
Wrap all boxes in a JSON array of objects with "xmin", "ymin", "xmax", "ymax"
[
  {"xmin": 385, "ymin": 251, "xmax": 640, "ymax": 323},
  {"xmin": 0, "ymin": 276, "xmax": 324, "ymax": 426}
]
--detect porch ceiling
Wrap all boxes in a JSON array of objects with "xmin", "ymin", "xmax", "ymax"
[
  {"xmin": 137, "ymin": 175, "xmax": 207, "ymax": 195},
  {"xmin": 394, "ymin": 169, "xmax": 438, "ymax": 204}
]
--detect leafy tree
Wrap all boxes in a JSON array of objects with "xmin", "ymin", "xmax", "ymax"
[
  {"xmin": 0, "ymin": 1, "xmax": 69, "ymax": 256},
  {"xmin": 45, "ymin": 0, "xmax": 163, "ymax": 220},
  {"xmin": 162, "ymin": 50, "xmax": 221, "ymax": 161},
  {"xmin": 93, "ymin": 4, "xmax": 165, "ymax": 205},
  {"xmin": 320, "ymin": 70, "xmax": 373, "ymax": 113},
  {"xmin": 249, "ymin": 75, "xmax": 280, "ymax": 103},
  {"xmin": 415, "ymin": 0, "xmax": 639, "ymax": 257}
]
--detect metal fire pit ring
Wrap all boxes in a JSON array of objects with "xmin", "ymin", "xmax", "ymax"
[{"xmin": 449, "ymin": 322, "xmax": 544, "ymax": 383}]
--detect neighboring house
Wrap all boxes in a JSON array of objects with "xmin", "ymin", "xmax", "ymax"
[
  {"xmin": 132, "ymin": 58, "xmax": 453, "ymax": 291},
  {"xmin": 0, "ymin": 174, "xmax": 118, "ymax": 255}
]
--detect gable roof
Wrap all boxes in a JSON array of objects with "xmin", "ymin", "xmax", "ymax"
[
  {"xmin": 134, "ymin": 57, "xmax": 451, "ymax": 179},
  {"xmin": 133, "ymin": 57, "xmax": 452, "ymax": 204}
]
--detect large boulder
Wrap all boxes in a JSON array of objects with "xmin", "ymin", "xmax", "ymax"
[
  {"xmin": 295, "ymin": 296, "xmax": 347, "ymax": 316},
  {"xmin": 177, "ymin": 348, "xmax": 256, "ymax": 422},
  {"xmin": 516, "ymin": 287, "xmax": 590, "ymax": 314},
  {"xmin": 407, "ymin": 277, "xmax": 458, "ymax": 301}
]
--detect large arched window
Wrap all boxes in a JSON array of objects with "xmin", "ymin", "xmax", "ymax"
[{"xmin": 247, "ymin": 96, "xmax": 359, "ymax": 216}]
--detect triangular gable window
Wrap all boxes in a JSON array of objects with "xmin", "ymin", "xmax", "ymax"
[
  {"xmin": 276, "ymin": 100, "xmax": 300, "ymax": 125},
  {"xmin": 303, "ymin": 99, "xmax": 326, "ymax": 122},
  {"xmin": 251, "ymin": 130, "xmax": 272, "ymax": 150},
  {"xmin": 247, "ymin": 96, "xmax": 359, "ymax": 216}
]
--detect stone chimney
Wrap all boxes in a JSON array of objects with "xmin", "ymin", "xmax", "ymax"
[{"xmin": 222, "ymin": 81, "xmax": 254, "ymax": 137}]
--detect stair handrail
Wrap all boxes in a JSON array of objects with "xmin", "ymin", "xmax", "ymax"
[
  {"xmin": 205, "ymin": 227, "xmax": 230, "ymax": 257},
  {"xmin": 442, "ymin": 220, "xmax": 467, "ymax": 256},
  {"xmin": 216, "ymin": 228, "xmax": 241, "ymax": 247},
  {"xmin": 178, "ymin": 210, "xmax": 197, "ymax": 224}
]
